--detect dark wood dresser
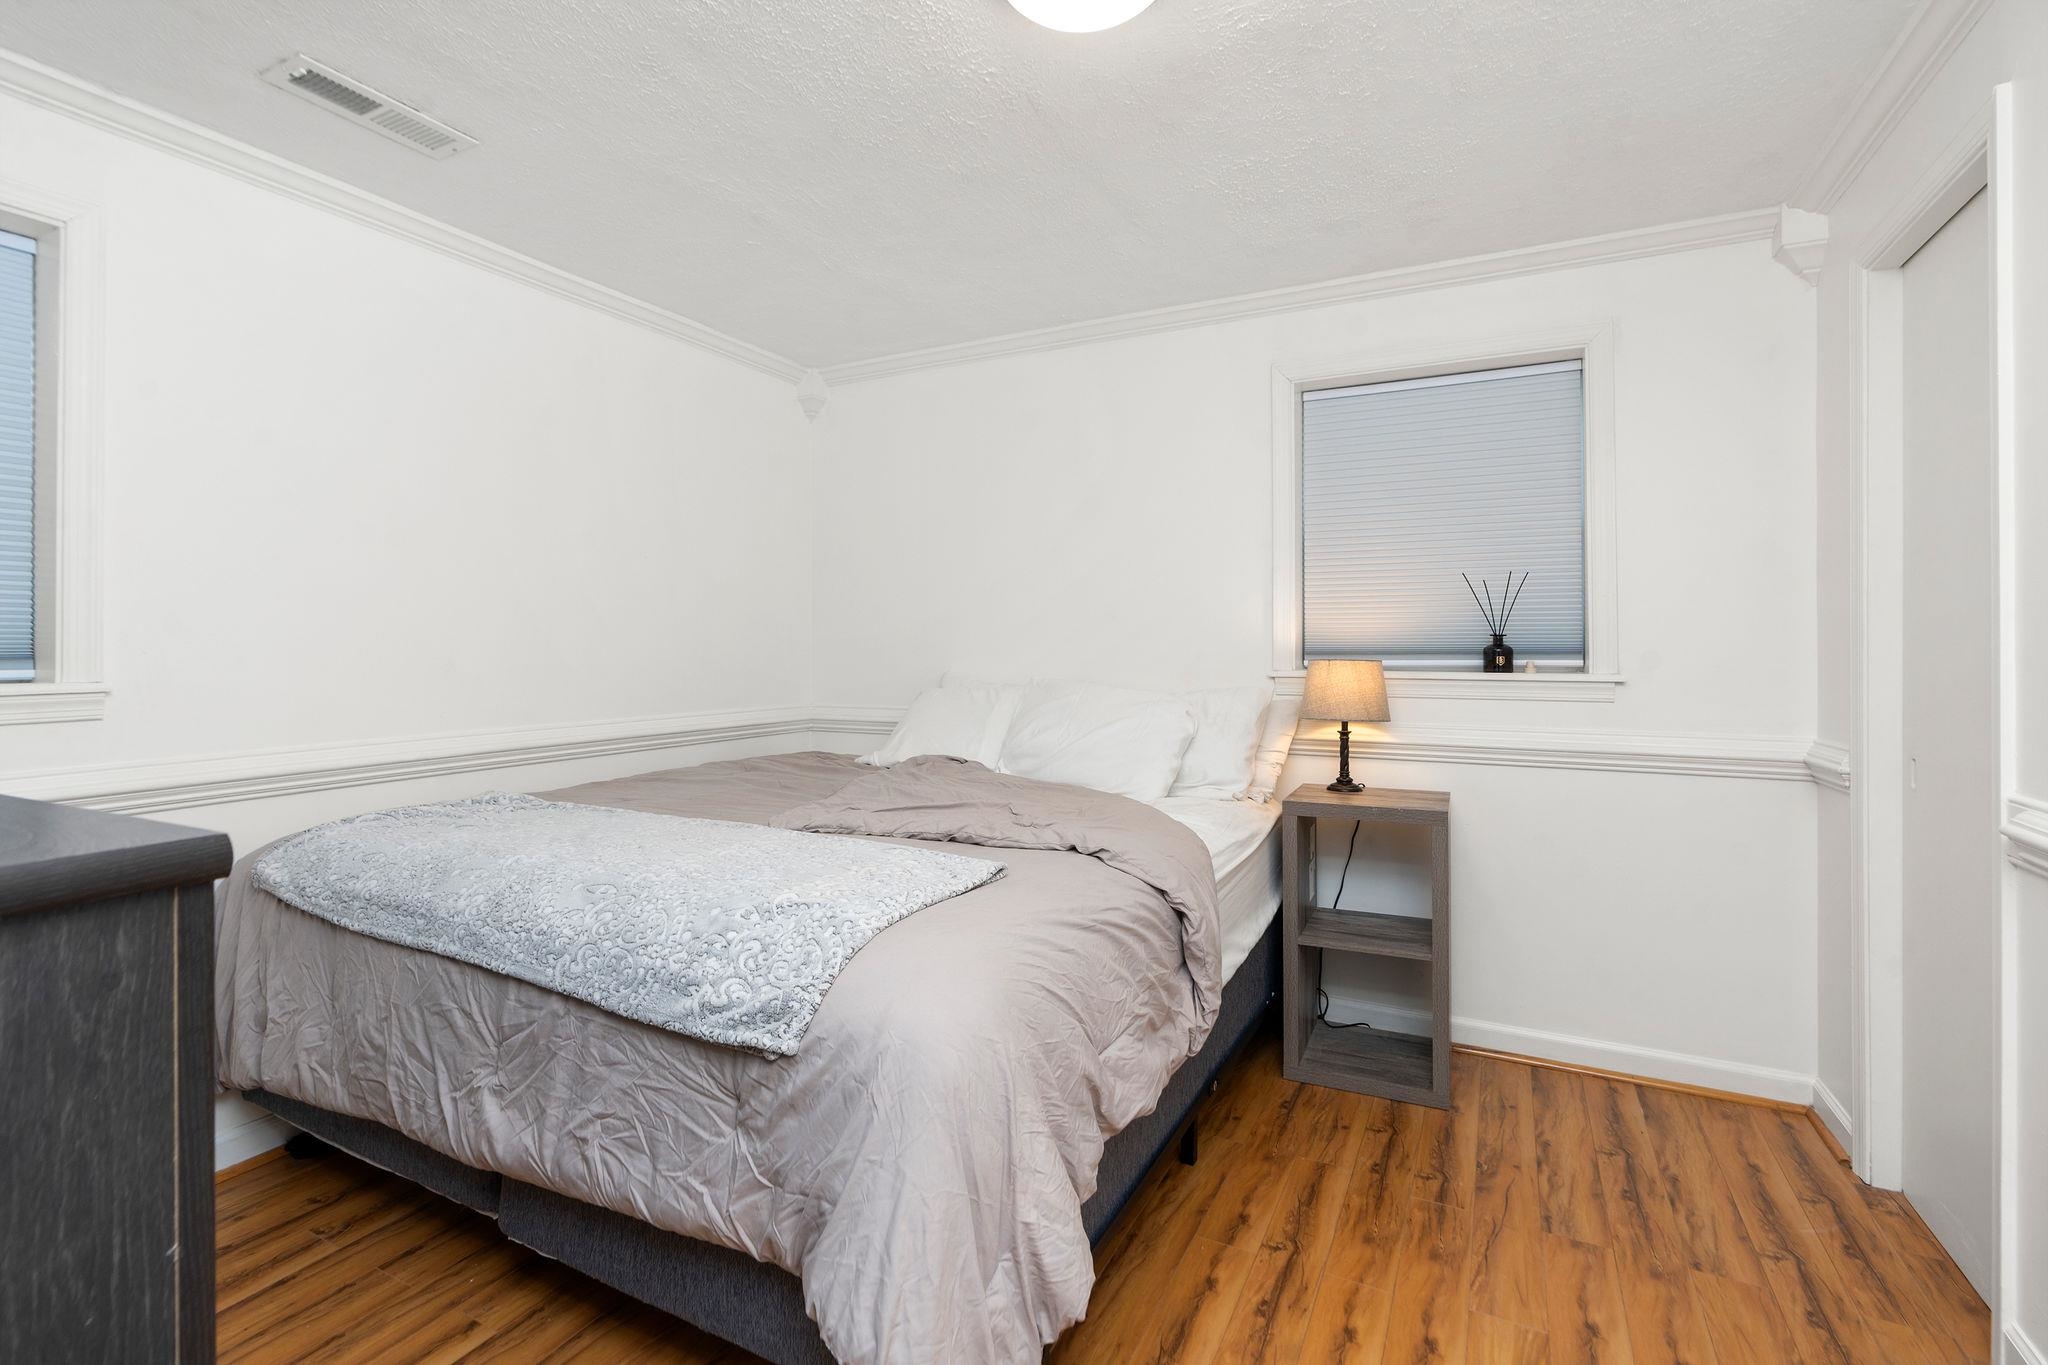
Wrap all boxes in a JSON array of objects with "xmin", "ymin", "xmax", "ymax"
[{"xmin": 0, "ymin": 795, "xmax": 233, "ymax": 1364}]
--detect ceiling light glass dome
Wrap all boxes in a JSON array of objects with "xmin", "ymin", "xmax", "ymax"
[{"xmin": 1008, "ymin": 0, "xmax": 1156, "ymax": 33}]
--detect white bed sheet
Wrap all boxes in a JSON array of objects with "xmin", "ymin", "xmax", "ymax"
[{"xmin": 1149, "ymin": 796, "xmax": 1282, "ymax": 978}]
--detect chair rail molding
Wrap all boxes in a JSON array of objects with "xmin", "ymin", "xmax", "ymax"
[
  {"xmin": 810, "ymin": 706, "xmax": 1817, "ymax": 784},
  {"xmin": 1287, "ymin": 724, "xmax": 1815, "ymax": 783},
  {"xmin": 1805, "ymin": 740, "xmax": 1852, "ymax": 792},
  {"xmin": 0, "ymin": 45, "xmax": 806, "ymax": 384},
  {"xmin": 2004, "ymin": 795, "xmax": 2048, "ymax": 880},
  {"xmin": 808, "ymin": 706, "xmax": 901, "ymax": 737},
  {"xmin": 0, "ymin": 706, "xmax": 814, "ymax": 815},
  {"xmin": 17, "ymin": 706, "xmax": 1849, "ymax": 816}
]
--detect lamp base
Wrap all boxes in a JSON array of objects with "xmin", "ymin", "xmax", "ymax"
[{"xmin": 1326, "ymin": 720, "xmax": 1367, "ymax": 794}]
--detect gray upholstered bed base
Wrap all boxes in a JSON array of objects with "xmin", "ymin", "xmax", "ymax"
[{"xmin": 245, "ymin": 916, "xmax": 1280, "ymax": 1365}]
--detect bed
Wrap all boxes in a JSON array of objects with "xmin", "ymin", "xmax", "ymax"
[{"xmin": 218, "ymin": 749, "xmax": 1282, "ymax": 1365}]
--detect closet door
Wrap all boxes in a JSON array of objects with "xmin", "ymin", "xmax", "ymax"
[{"xmin": 1899, "ymin": 186, "xmax": 1998, "ymax": 1303}]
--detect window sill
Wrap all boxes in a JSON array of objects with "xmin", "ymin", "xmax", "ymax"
[
  {"xmin": 0, "ymin": 682, "xmax": 109, "ymax": 724},
  {"xmin": 1272, "ymin": 671, "xmax": 1623, "ymax": 702}
]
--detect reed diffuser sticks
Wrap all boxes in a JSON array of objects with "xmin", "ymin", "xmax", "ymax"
[{"xmin": 1463, "ymin": 570, "xmax": 1529, "ymax": 672}]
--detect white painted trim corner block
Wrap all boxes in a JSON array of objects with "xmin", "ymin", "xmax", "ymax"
[
  {"xmin": 2004, "ymin": 795, "xmax": 2048, "ymax": 879},
  {"xmin": 1805, "ymin": 739, "xmax": 1851, "ymax": 792},
  {"xmin": 1771, "ymin": 206, "xmax": 1828, "ymax": 284}
]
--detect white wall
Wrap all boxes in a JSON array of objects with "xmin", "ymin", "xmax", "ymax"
[
  {"xmin": 0, "ymin": 89, "xmax": 817, "ymax": 1167},
  {"xmin": 0, "ymin": 88, "xmax": 814, "ymax": 786},
  {"xmin": 1807, "ymin": 0, "xmax": 2048, "ymax": 1352},
  {"xmin": 810, "ymin": 239, "xmax": 1823, "ymax": 1100}
]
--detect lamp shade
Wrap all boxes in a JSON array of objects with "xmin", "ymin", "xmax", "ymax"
[{"xmin": 1300, "ymin": 659, "xmax": 1390, "ymax": 722}]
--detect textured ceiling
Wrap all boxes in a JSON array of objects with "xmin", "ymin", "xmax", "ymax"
[{"xmin": 0, "ymin": 0, "xmax": 1913, "ymax": 368}]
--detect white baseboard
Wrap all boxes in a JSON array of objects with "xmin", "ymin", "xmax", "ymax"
[
  {"xmin": 215, "ymin": 1104, "xmax": 295, "ymax": 1172},
  {"xmin": 2005, "ymin": 1323, "xmax": 2045, "ymax": 1365},
  {"xmin": 1812, "ymin": 1076, "xmax": 1854, "ymax": 1150},
  {"xmin": 1319, "ymin": 995, "xmax": 1817, "ymax": 1106}
]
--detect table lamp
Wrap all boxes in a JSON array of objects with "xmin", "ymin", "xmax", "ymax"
[{"xmin": 1300, "ymin": 659, "xmax": 1389, "ymax": 793}]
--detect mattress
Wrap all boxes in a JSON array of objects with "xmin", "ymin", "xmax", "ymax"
[{"xmin": 1149, "ymin": 796, "xmax": 1281, "ymax": 978}]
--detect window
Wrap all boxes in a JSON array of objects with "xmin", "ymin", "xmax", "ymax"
[
  {"xmin": 1299, "ymin": 359, "xmax": 1587, "ymax": 671},
  {"xmin": 1, "ymin": 227, "xmax": 36, "ymax": 682},
  {"xmin": 0, "ymin": 186, "xmax": 106, "ymax": 724}
]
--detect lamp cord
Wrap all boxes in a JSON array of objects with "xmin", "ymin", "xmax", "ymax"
[{"xmin": 1314, "ymin": 823, "xmax": 1374, "ymax": 1030}]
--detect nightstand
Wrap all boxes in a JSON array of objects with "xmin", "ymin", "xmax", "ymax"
[{"xmin": 1279, "ymin": 782, "xmax": 1450, "ymax": 1108}]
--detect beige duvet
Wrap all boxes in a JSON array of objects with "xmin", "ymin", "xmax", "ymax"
[{"xmin": 216, "ymin": 753, "xmax": 1221, "ymax": 1365}]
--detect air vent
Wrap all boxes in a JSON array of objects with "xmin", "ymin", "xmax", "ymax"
[{"xmin": 259, "ymin": 55, "xmax": 476, "ymax": 159}]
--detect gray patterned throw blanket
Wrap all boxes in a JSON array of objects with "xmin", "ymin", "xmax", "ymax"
[{"xmin": 251, "ymin": 792, "xmax": 1004, "ymax": 1055}]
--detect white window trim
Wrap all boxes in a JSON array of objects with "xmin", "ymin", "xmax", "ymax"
[
  {"xmin": 0, "ymin": 176, "xmax": 106, "ymax": 725},
  {"xmin": 1269, "ymin": 321, "xmax": 1621, "ymax": 702}
]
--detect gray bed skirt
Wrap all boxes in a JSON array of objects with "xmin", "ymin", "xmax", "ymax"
[{"xmin": 245, "ymin": 914, "xmax": 1280, "ymax": 1365}]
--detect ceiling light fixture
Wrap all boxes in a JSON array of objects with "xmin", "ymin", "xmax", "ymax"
[{"xmin": 1007, "ymin": 0, "xmax": 1156, "ymax": 33}]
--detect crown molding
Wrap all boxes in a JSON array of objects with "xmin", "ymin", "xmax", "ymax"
[
  {"xmin": 0, "ymin": 46, "xmax": 807, "ymax": 385},
  {"xmin": 817, "ymin": 208, "xmax": 1779, "ymax": 385},
  {"xmin": 2005, "ymin": 794, "xmax": 2048, "ymax": 880},
  {"xmin": 1805, "ymin": 740, "xmax": 1852, "ymax": 792},
  {"xmin": 1789, "ymin": 0, "xmax": 1994, "ymax": 214},
  {"xmin": 0, "ymin": 706, "xmax": 813, "ymax": 814}
]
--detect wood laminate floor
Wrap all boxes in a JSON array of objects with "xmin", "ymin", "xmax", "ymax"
[{"xmin": 216, "ymin": 1031, "xmax": 1990, "ymax": 1364}]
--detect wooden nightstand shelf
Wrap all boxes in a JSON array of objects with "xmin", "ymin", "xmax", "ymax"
[{"xmin": 1280, "ymin": 783, "xmax": 1450, "ymax": 1109}]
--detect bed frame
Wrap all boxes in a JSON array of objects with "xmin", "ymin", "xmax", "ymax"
[{"xmin": 245, "ymin": 916, "xmax": 1280, "ymax": 1365}]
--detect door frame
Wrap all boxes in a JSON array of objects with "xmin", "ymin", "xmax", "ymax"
[{"xmin": 1849, "ymin": 83, "xmax": 2016, "ymax": 1322}]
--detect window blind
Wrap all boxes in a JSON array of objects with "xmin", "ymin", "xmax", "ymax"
[
  {"xmin": 1301, "ymin": 359, "xmax": 1585, "ymax": 669},
  {"xmin": 0, "ymin": 229, "xmax": 32, "ymax": 682}
]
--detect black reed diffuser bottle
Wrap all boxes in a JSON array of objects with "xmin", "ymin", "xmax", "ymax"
[{"xmin": 1464, "ymin": 571, "xmax": 1529, "ymax": 674}]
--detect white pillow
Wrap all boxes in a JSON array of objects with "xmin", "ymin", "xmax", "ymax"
[
  {"xmin": 1169, "ymin": 684, "xmax": 1275, "ymax": 799},
  {"xmin": 1242, "ymin": 695, "xmax": 1302, "ymax": 802},
  {"xmin": 859, "ymin": 681, "xmax": 1022, "ymax": 768},
  {"xmin": 997, "ymin": 681, "xmax": 1198, "ymax": 801}
]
